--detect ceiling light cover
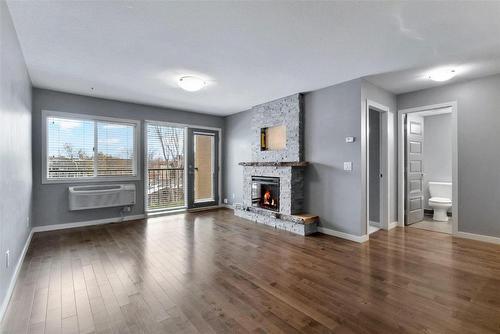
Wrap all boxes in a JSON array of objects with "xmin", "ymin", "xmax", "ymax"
[
  {"xmin": 428, "ymin": 68, "xmax": 456, "ymax": 82},
  {"xmin": 178, "ymin": 76, "xmax": 206, "ymax": 92}
]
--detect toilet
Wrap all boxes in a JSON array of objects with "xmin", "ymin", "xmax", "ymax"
[{"xmin": 428, "ymin": 182, "xmax": 452, "ymax": 222}]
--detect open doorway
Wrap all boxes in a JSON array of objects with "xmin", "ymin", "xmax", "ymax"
[
  {"xmin": 368, "ymin": 108, "xmax": 382, "ymax": 234},
  {"xmin": 398, "ymin": 102, "xmax": 458, "ymax": 235},
  {"xmin": 365, "ymin": 100, "xmax": 393, "ymax": 236}
]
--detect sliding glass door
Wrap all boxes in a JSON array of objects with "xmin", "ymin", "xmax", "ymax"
[
  {"xmin": 146, "ymin": 123, "xmax": 186, "ymax": 211},
  {"xmin": 146, "ymin": 123, "xmax": 219, "ymax": 212}
]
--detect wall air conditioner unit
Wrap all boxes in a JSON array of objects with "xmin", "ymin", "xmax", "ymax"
[{"xmin": 69, "ymin": 184, "xmax": 136, "ymax": 211}]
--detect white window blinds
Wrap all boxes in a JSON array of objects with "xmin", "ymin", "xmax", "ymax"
[
  {"xmin": 47, "ymin": 117, "xmax": 95, "ymax": 178},
  {"xmin": 97, "ymin": 122, "xmax": 134, "ymax": 176},
  {"xmin": 46, "ymin": 115, "xmax": 137, "ymax": 180}
]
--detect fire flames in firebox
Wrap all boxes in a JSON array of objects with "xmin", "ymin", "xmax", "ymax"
[
  {"xmin": 262, "ymin": 190, "xmax": 277, "ymax": 208},
  {"xmin": 263, "ymin": 190, "xmax": 273, "ymax": 206}
]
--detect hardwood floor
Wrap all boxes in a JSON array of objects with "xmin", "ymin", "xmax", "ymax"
[{"xmin": 1, "ymin": 208, "xmax": 500, "ymax": 334}]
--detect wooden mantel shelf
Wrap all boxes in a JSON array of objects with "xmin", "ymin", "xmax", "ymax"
[{"xmin": 238, "ymin": 161, "xmax": 309, "ymax": 167}]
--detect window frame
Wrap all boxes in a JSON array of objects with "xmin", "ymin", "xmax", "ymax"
[{"xmin": 42, "ymin": 110, "xmax": 141, "ymax": 184}]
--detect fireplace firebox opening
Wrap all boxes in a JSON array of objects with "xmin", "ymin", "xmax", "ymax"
[{"xmin": 251, "ymin": 176, "xmax": 280, "ymax": 212}]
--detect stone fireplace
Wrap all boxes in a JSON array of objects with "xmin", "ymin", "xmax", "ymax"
[{"xmin": 234, "ymin": 94, "xmax": 318, "ymax": 235}]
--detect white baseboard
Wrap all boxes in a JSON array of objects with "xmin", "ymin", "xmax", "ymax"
[
  {"xmin": 220, "ymin": 204, "xmax": 234, "ymax": 209},
  {"xmin": 318, "ymin": 227, "xmax": 369, "ymax": 243},
  {"xmin": 389, "ymin": 221, "xmax": 399, "ymax": 230},
  {"xmin": 32, "ymin": 214, "xmax": 145, "ymax": 233},
  {"xmin": 455, "ymin": 231, "xmax": 500, "ymax": 245},
  {"xmin": 0, "ymin": 230, "xmax": 33, "ymax": 322}
]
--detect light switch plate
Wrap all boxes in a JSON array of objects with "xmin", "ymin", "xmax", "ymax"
[
  {"xmin": 345, "ymin": 136, "xmax": 355, "ymax": 143},
  {"xmin": 344, "ymin": 162, "xmax": 352, "ymax": 171}
]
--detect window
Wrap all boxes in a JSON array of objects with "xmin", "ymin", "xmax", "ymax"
[{"xmin": 43, "ymin": 111, "xmax": 139, "ymax": 182}]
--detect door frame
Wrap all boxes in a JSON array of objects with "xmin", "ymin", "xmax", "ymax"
[
  {"xmin": 144, "ymin": 120, "xmax": 222, "ymax": 213},
  {"xmin": 397, "ymin": 102, "xmax": 458, "ymax": 234},
  {"xmin": 363, "ymin": 100, "xmax": 393, "ymax": 235}
]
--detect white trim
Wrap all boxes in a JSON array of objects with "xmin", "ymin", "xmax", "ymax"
[
  {"xmin": 41, "ymin": 110, "xmax": 141, "ymax": 184},
  {"xmin": 317, "ymin": 227, "xmax": 369, "ymax": 243},
  {"xmin": 398, "ymin": 102, "xmax": 458, "ymax": 235},
  {"xmin": 220, "ymin": 204, "xmax": 234, "ymax": 209},
  {"xmin": 0, "ymin": 230, "xmax": 33, "ymax": 322},
  {"xmin": 143, "ymin": 119, "xmax": 222, "ymax": 132},
  {"xmin": 455, "ymin": 231, "xmax": 500, "ymax": 245},
  {"xmin": 368, "ymin": 224, "xmax": 380, "ymax": 235},
  {"xmin": 31, "ymin": 214, "xmax": 145, "ymax": 233},
  {"xmin": 388, "ymin": 221, "xmax": 399, "ymax": 230},
  {"xmin": 364, "ymin": 100, "xmax": 393, "ymax": 237}
]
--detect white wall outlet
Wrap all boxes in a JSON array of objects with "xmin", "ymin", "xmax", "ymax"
[
  {"xmin": 5, "ymin": 250, "xmax": 9, "ymax": 268},
  {"xmin": 223, "ymin": 198, "xmax": 228, "ymax": 204},
  {"xmin": 26, "ymin": 216, "xmax": 30, "ymax": 228},
  {"xmin": 345, "ymin": 136, "xmax": 355, "ymax": 143},
  {"xmin": 344, "ymin": 162, "xmax": 353, "ymax": 171}
]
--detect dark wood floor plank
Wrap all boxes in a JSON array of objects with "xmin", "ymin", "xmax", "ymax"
[{"xmin": 2, "ymin": 208, "xmax": 500, "ymax": 334}]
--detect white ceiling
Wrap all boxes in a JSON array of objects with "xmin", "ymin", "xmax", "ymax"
[
  {"xmin": 366, "ymin": 58, "xmax": 500, "ymax": 94},
  {"xmin": 6, "ymin": 1, "xmax": 500, "ymax": 115}
]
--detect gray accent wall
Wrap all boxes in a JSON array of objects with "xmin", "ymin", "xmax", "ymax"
[
  {"xmin": 223, "ymin": 109, "xmax": 252, "ymax": 206},
  {"xmin": 32, "ymin": 88, "xmax": 224, "ymax": 227},
  {"xmin": 0, "ymin": 0, "xmax": 32, "ymax": 314},
  {"xmin": 398, "ymin": 74, "xmax": 500, "ymax": 238},
  {"xmin": 422, "ymin": 113, "xmax": 452, "ymax": 210},
  {"xmin": 303, "ymin": 79, "xmax": 363, "ymax": 236}
]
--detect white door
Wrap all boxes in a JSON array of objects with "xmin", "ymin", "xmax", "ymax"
[{"xmin": 405, "ymin": 114, "xmax": 424, "ymax": 225}]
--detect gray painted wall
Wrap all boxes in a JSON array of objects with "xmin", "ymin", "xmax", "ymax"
[
  {"xmin": 0, "ymin": 0, "xmax": 32, "ymax": 314},
  {"xmin": 222, "ymin": 109, "xmax": 252, "ymax": 205},
  {"xmin": 304, "ymin": 78, "xmax": 363, "ymax": 236},
  {"xmin": 369, "ymin": 109, "xmax": 380, "ymax": 222},
  {"xmin": 32, "ymin": 88, "xmax": 224, "ymax": 227},
  {"xmin": 422, "ymin": 113, "xmax": 452, "ymax": 210},
  {"xmin": 398, "ymin": 74, "xmax": 500, "ymax": 237}
]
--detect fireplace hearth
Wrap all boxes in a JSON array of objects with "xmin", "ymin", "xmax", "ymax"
[{"xmin": 251, "ymin": 176, "xmax": 280, "ymax": 212}]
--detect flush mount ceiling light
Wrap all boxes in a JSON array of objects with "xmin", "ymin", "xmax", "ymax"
[
  {"xmin": 178, "ymin": 76, "xmax": 206, "ymax": 92},
  {"xmin": 428, "ymin": 68, "xmax": 457, "ymax": 82}
]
